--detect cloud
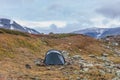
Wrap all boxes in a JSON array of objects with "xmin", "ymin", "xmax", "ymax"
[
  {"xmin": 90, "ymin": 16, "xmax": 120, "ymax": 28},
  {"xmin": 15, "ymin": 20, "xmax": 67, "ymax": 28},
  {"xmin": 14, "ymin": 19, "xmax": 82, "ymax": 33},
  {"xmin": 96, "ymin": 1, "xmax": 120, "ymax": 19}
]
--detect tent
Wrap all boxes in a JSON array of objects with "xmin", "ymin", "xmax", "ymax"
[{"xmin": 44, "ymin": 49, "xmax": 65, "ymax": 65}]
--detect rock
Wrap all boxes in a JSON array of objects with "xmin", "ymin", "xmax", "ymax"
[
  {"xmin": 34, "ymin": 58, "xmax": 44, "ymax": 66},
  {"xmin": 25, "ymin": 64, "xmax": 31, "ymax": 69},
  {"xmin": 76, "ymin": 77, "xmax": 81, "ymax": 80},
  {"xmin": 86, "ymin": 63, "xmax": 94, "ymax": 67},
  {"xmin": 102, "ymin": 53, "xmax": 108, "ymax": 57},
  {"xmin": 89, "ymin": 54, "xmax": 96, "ymax": 58},
  {"xmin": 112, "ymin": 77, "xmax": 120, "ymax": 80},
  {"xmin": 80, "ymin": 78, "xmax": 88, "ymax": 80},
  {"xmin": 114, "ymin": 49, "xmax": 120, "ymax": 56},
  {"xmin": 68, "ymin": 43, "xmax": 72, "ymax": 45},
  {"xmin": 63, "ymin": 72, "xmax": 69, "ymax": 76},
  {"xmin": 83, "ymin": 68, "xmax": 89, "ymax": 72},
  {"xmin": 116, "ymin": 70, "xmax": 120, "ymax": 77},
  {"xmin": 101, "ymin": 56, "xmax": 108, "ymax": 61},
  {"xmin": 106, "ymin": 46, "xmax": 111, "ymax": 49},
  {"xmin": 61, "ymin": 50, "xmax": 69, "ymax": 59},
  {"xmin": 46, "ymin": 67, "xmax": 51, "ymax": 70},
  {"xmin": 65, "ymin": 61, "xmax": 71, "ymax": 65},
  {"xmin": 58, "ymin": 66, "xmax": 65, "ymax": 70},
  {"xmin": 104, "ymin": 62, "xmax": 111, "ymax": 66},
  {"xmin": 99, "ymin": 70, "xmax": 106, "ymax": 75},
  {"xmin": 115, "ymin": 64, "xmax": 120, "ymax": 69},
  {"xmin": 73, "ymin": 70, "xmax": 79, "ymax": 74},
  {"xmin": 30, "ymin": 76, "xmax": 41, "ymax": 80},
  {"xmin": 112, "ymin": 42, "xmax": 119, "ymax": 46},
  {"xmin": 72, "ymin": 55, "xmax": 81, "ymax": 60},
  {"xmin": 105, "ymin": 68, "xmax": 112, "ymax": 73}
]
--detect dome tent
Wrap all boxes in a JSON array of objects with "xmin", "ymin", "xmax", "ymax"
[{"xmin": 44, "ymin": 49, "xmax": 65, "ymax": 65}]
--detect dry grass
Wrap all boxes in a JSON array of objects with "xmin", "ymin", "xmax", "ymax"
[{"xmin": 0, "ymin": 29, "xmax": 119, "ymax": 80}]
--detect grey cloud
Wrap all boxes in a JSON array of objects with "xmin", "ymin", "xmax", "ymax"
[{"xmin": 96, "ymin": 1, "xmax": 120, "ymax": 19}]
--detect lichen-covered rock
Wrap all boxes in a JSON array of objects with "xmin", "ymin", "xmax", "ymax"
[
  {"xmin": 72, "ymin": 55, "xmax": 81, "ymax": 60},
  {"xmin": 61, "ymin": 50, "xmax": 69, "ymax": 59},
  {"xmin": 116, "ymin": 70, "xmax": 120, "ymax": 78},
  {"xmin": 34, "ymin": 58, "xmax": 44, "ymax": 66}
]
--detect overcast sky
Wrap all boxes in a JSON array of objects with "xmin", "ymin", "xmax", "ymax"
[{"xmin": 0, "ymin": 0, "xmax": 120, "ymax": 33}]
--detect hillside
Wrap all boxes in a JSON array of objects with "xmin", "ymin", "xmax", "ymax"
[
  {"xmin": 0, "ymin": 18, "xmax": 40, "ymax": 34},
  {"xmin": 73, "ymin": 27, "xmax": 120, "ymax": 38},
  {"xmin": 0, "ymin": 29, "xmax": 120, "ymax": 80}
]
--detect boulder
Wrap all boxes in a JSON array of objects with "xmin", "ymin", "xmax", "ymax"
[
  {"xmin": 34, "ymin": 58, "xmax": 44, "ymax": 66},
  {"xmin": 102, "ymin": 53, "xmax": 108, "ymax": 57},
  {"xmin": 72, "ymin": 55, "xmax": 81, "ymax": 60},
  {"xmin": 89, "ymin": 54, "xmax": 96, "ymax": 58},
  {"xmin": 25, "ymin": 64, "xmax": 31, "ymax": 69},
  {"xmin": 116, "ymin": 70, "xmax": 120, "ymax": 78},
  {"xmin": 61, "ymin": 50, "xmax": 69, "ymax": 59}
]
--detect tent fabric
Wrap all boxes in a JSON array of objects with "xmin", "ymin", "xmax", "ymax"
[{"xmin": 44, "ymin": 50, "xmax": 65, "ymax": 65}]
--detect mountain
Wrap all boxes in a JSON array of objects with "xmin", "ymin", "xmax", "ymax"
[
  {"xmin": 0, "ymin": 18, "xmax": 40, "ymax": 34},
  {"xmin": 73, "ymin": 27, "xmax": 120, "ymax": 38}
]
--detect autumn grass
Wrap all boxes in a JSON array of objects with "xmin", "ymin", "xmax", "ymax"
[
  {"xmin": 0, "ymin": 28, "xmax": 119, "ymax": 80},
  {"xmin": 0, "ymin": 28, "xmax": 29, "ymax": 36}
]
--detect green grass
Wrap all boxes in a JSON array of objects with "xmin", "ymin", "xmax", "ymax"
[
  {"xmin": 49, "ymin": 33, "xmax": 78, "ymax": 38},
  {"xmin": 0, "ymin": 28, "xmax": 29, "ymax": 37}
]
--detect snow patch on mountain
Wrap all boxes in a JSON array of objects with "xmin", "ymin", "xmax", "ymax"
[
  {"xmin": 96, "ymin": 29, "xmax": 105, "ymax": 38},
  {"xmin": 73, "ymin": 27, "xmax": 120, "ymax": 38},
  {"xmin": 0, "ymin": 24, "xmax": 3, "ymax": 27},
  {"xmin": 10, "ymin": 20, "xmax": 14, "ymax": 24},
  {"xmin": 0, "ymin": 18, "xmax": 40, "ymax": 34},
  {"xmin": 10, "ymin": 25, "xmax": 14, "ymax": 30}
]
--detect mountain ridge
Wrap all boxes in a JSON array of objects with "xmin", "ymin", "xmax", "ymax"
[
  {"xmin": 73, "ymin": 27, "xmax": 120, "ymax": 38},
  {"xmin": 0, "ymin": 18, "xmax": 40, "ymax": 34}
]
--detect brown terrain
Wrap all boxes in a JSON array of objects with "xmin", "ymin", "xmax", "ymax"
[{"xmin": 0, "ymin": 28, "xmax": 120, "ymax": 80}]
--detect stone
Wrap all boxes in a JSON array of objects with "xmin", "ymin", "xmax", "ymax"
[
  {"xmin": 74, "ymin": 70, "xmax": 79, "ymax": 74},
  {"xmin": 115, "ymin": 64, "xmax": 120, "ymax": 69},
  {"xmin": 30, "ymin": 76, "xmax": 41, "ymax": 80},
  {"xmin": 112, "ymin": 42, "xmax": 119, "ymax": 46},
  {"xmin": 102, "ymin": 53, "xmax": 108, "ymax": 57},
  {"xmin": 61, "ymin": 50, "xmax": 69, "ymax": 59},
  {"xmin": 116, "ymin": 70, "xmax": 120, "ymax": 77},
  {"xmin": 76, "ymin": 77, "xmax": 81, "ymax": 80},
  {"xmin": 80, "ymin": 78, "xmax": 88, "ymax": 80},
  {"xmin": 34, "ymin": 58, "xmax": 44, "ymax": 66},
  {"xmin": 72, "ymin": 55, "xmax": 81, "ymax": 60},
  {"xmin": 112, "ymin": 77, "xmax": 120, "ymax": 80},
  {"xmin": 25, "ymin": 64, "xmax": 31, "ymax": 69},
  {"xmin": 86, "ymin": 63, "xmax": 94, "ymax": 67},
  {"xmin": 89, "ymin": 54, "xmax": 96, "ymax": 58},
  {"xmin": 99, "ymin": 70, "xmax": 106, "ymax": 75},
  {"xmin": 46, "ymin": 67, "xmax": 51, "ymax": 70},
  {"xmin": 104, "ymin": 62, "xmax": 111, "ymax": 66},
  {"xmin": 83, "ymin": 68, "xmax": 89, "ymax": 72},
  {"xmin": 114, "ymin": 49, "xmax": 120, "ymax": 56},
  {"xmin": 101, "ymin": 56, "xmax": 108, "ymax": 61},
  {"xmin": 59, "ymin": 66, "xmax": 65, "ymax": 70},
  {"xmin": 106, "ymin": 69, "xmax": 112, "ymax": 73},
  {"xmin": 106, "ymin": 46, "xmax": 110, "ymax": 49}
]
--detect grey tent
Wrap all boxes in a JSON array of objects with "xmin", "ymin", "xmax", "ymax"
[{"xmin": 44, "ymin": 49, "xmax": 65, "ymax": 65}]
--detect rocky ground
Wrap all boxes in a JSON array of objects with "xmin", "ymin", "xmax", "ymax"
[{"xmin": 0, "ymin": 29, "xmax": 120, "ymax": 80}]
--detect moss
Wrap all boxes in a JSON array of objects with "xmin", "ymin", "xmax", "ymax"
[
  {"xmin": 0, "ymin": 28, "xmax": 29, "ymax": 37},
  {"xmin": 0, "ymin": 30, "xmax": 5, "ymax": 33},
  {"xmin": 49, "ymin": 33, "xmax": 78, "ymax": 39}
]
